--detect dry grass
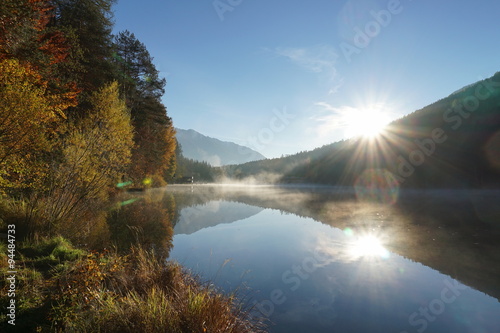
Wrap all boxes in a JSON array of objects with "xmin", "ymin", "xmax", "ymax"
[
  {"xmin": 51, "ymin": 246, "xmax": 266, "ymax": 333},
  {"xmin": 1, "ymin": 237, "xmax": 265, "ymax": 332}
]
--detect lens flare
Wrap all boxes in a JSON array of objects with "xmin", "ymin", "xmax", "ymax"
[
  {"xmin": 343, "ymin": 227, "xmax": 354, "ymax": 237},
  {"xmin": 116, "ymin": 180, "xmax": 133, "ymax": 188},
  {"xmin": 354, "ymin": 168, "xmax": 400, "ymax": 205},
  {"xmin": 119, "ymin": 198, "xmax": 138, "ymax": 207},
  {"xmin": 484, "ymin": 131, "xmax": 500, "ymax": 170}
]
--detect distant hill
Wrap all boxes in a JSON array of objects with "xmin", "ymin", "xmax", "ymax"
[
  {"xmin": 223, "ymin": 72, "xmax": 500, "ymax": 189},
  {"xmin": 175, "ymin": 129, "xmax": 266, "ymax": 166}
]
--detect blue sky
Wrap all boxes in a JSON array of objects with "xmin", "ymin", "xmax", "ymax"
[{"xmin": 113, "ymin": 0, "xmax": 500, "ymax": 158}]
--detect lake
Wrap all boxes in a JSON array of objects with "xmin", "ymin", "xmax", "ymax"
[{"xmin": 120, "ymin": 185, "xmax": 500, "ymax": 332}]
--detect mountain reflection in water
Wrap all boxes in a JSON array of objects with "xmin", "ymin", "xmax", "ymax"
[{"xmin": 112, "ymin": 185, "xmax": 500, "ymax": 332}]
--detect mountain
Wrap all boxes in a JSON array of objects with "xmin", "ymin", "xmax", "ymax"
[
  {"xmin": 223, "ymin": 72, "xmax": 500, "ymax": 189},
  {"xmin": 174, "ymin": 201, "xmax": 263, "ymax": 235},
  {"xmin": 175, "ymin": 128, "xmax": 266, "ymax": 166}
]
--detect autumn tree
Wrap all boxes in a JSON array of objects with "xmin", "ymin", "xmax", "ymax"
[
  {"xmin": 0, "ymin": 58, "xmax": 74, "ymax": 192},
  {"xmin": 49, "ymin": 0, "xmax": 116, "ymax": 95},
  {"xmin": 0, "ymin": 0, "xmax": 80, "ymax": 110},
  {"xmin": 113, "ymin": 31, "xmax": 176, "ymax": 185},
  {"xmin": 0, "ymin": 0, "xmax": 178, "ymax": 241},
  {"xmin": 41, "ymin": 82, "xmax": 133, "ymax": 232}
]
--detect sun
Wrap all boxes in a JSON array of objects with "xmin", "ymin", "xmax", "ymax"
[{"xmin": 344, "ymin": 107, "xmax": 392, "ymax": 139}]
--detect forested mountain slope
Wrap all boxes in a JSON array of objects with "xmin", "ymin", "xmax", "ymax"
[{"xmin": 224, "ymin": 73, "xmax": 500, "ymax": 189}]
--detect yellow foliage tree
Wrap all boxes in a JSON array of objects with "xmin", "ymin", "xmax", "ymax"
[
  {"xmin": 0, "ymin": 58, "xmax": 73, "ymax": 191},
  {"xmin": 41, "ymin": 82, "xmax": 134, "ymax": 233}
]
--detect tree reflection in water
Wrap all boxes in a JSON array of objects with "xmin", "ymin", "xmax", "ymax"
[{"xmin": 106, "ymin": 190, "xmax": 176, "ymax": 257}]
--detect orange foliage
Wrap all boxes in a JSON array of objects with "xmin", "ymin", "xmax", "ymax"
[
  {"xmin": 129, "ymin": 123, "xmax": 177, "ymax": 185},
  {"xmin": 0, "ymin": 0, "xmax": 80, "ymax": 108}
]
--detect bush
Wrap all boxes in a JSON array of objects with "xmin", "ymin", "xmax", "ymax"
[{"xmin": 0, "ymin": 198, "xmax": 37, "ymax": 239}]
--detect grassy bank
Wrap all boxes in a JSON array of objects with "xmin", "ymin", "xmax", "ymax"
[{"xmin": 0, "ymin": 235, "xmax": 265, "ymax": 332}]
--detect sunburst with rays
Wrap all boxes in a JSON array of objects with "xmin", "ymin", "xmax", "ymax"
[{"xmin": 344, "ymin": 107, "xmax": 392, "ymax": 139}]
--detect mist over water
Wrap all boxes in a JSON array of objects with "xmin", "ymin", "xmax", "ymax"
[{"xmin": 157, "ymin": 185, "xmax": 500, "ymax": 333}]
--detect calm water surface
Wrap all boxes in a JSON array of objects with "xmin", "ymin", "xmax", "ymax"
[{"xmin": 162, "ymin": 185, "xmax": 500, "ymax": 333}]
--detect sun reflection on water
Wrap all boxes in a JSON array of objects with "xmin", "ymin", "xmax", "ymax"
[{"xmin": 349, "ymin": 234, "xmax": 390, "ymax": 259}]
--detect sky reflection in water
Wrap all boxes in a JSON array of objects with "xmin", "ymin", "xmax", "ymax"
[{"xmin": 169, "ymin": 201, "xmax": 500, "ymax": 333}]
